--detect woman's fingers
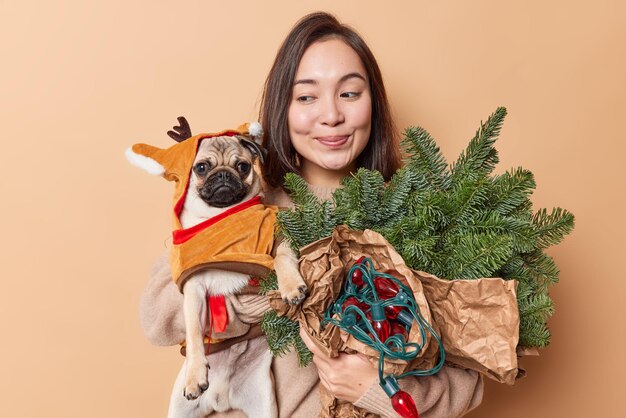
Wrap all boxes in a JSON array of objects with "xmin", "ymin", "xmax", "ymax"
[
  {"xmin": 298, "ymin": 327, "xmax": 377, "ymax": 402},
  {"xmin": 299, "ymin": 328, "xmax": 337, "ymax": 389},
  {"xmin": 317, "ymin": 367, "xmax": 332, "ymax": 392},
  {"xmin": 300, "ymin": 327, "xmax": 332, "ymax": 369}
]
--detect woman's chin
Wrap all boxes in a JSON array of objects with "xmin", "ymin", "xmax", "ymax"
[
  {"xmin": 301, "ymin": 157, "xmax": 357, "ymax": 184},
  {"xmin": 319, "ymin": 157, "xmax": 354, "ymax": 172}
]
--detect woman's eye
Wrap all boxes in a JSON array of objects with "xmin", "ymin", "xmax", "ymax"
[
  {"xmin": 296, "ymin": 95, "xmax": 315, "ymax": 103},
  {"xmin": 340, "ymin": 91, "xmax": 361, "ymax": 99},
  {"xmin": 194, "ymin": 162, "xmax": 210, "ymax": 175},
  {"xmin": 237, "ymin": 162, "xmax": 250, "ymax": 174}
]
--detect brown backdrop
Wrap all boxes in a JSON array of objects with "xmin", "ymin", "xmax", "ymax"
[{"xmin": 1, "ymin": 1, "xmax": 624, "ymax": 417}]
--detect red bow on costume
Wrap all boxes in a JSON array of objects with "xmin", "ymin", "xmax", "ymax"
[
  {"xmin": 208, "ymin": 295, "xmax": 229, "ymax": 333},
  {"xmin": 206, "ymin": 278, "xmax": 259, "ymax": 336}
]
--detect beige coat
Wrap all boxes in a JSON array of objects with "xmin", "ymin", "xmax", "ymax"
[{"xmin": 139, "ymin": 185, "xmax": 483, "ymax": 418}]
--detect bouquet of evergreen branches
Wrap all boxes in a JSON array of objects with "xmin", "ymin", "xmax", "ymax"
[{"xmin": 261, "ymin": 107, "xmax": 574, "ymax": 365}]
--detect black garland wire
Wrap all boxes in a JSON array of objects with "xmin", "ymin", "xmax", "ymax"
[{"xmin": 322, "ymin": 258, "xmax": 445, "ymax": 383}]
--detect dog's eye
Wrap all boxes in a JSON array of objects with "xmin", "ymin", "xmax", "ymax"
[
  {"xmin": 237, "ymin": 162, "xmax": 251, "ymax": 174},
  {"xmin": 194, "ymin": 162, "xmax": 210, "ymax": 176}
]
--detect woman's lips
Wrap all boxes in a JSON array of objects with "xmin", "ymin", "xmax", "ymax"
[{"xmin": 315, "ymin": 135, "xmax": 349, "ymax": 148}]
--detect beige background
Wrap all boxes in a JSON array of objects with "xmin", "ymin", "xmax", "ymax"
[{"xmin": 1, "ymin": 0, "xmax": 624, "ymax": 417}]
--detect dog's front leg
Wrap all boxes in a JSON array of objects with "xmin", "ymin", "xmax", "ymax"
[
  {"xmin": 274, "ymin": 240, "xmax": 307, "ymax": 305},
  {"xmin": 182, "ymin": 277, "xmax": 210, "ymax": 400}
]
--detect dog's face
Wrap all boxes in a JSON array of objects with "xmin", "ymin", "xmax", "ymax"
[{"xmin": 190, "ymin": 135, "xmax": 263, "ymax": 208}]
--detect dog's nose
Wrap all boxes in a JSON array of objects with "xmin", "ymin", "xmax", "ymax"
[{"xmin": 216, "ymin": 171, "xmax": 231, "ymax": 181}]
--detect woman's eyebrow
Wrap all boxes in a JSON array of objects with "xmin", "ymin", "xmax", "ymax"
[
  {"xmin": 293, "ymin": 72, "xmax": 367, "ymax": 86},
  {"xmin": 339, "ymin": 72, "xmax": 367, "ymax": 83},
  {"xmin": 293, "ymin": 78, "xmax": 317, "ymax": 86}
]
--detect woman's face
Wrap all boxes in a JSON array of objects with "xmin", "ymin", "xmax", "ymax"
[{"xmin": 288, "ymin": 38, "xmax": 372, "ymax": 185}]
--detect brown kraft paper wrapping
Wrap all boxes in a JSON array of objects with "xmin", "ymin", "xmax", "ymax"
[
  {"xmin": 269, "ymin": 226, "xmax": 520, "ymax": 417},
  {"xmin": 416, "ymin": 270, "xmax": 519, "ymax": 384}
]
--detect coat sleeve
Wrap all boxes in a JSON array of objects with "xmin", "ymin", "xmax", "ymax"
[
  {"xmin": 138, "ymin": 252, "xmax": 186, "ymax": 346},
  {"xmin": 354, "ymin": 366, "xmax": 483, "ymax": 418}
]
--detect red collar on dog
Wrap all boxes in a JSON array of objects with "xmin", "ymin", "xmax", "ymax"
[{"xmin": 172, "ymin": 196, "xmax": 263, "ymax": 244}]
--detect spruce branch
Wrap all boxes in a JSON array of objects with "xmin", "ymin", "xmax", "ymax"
[
  {"xmin": 334, "ymin": 169, "xmax": 387, "ymax": 230},
  {"xmin": 293, "ymin": 332, "xmax": 313, "ymax": 367},
  {"xmin": 283, "ymin": 172, "xmax": 318, "ymax": 207},
  {"xmin": 402, "ymin": 126, "xmax": 450, "ymax": 189},
  {"xmin": 261, "ymin": 310, "xmax": 300, "ymax": 356},
  {"xmin": 450, "ymin": 107, "xmax": 507, "ymax": 184},
  {"xmin": 519, "ymin": 293, "xmax": 555, "ymax": 323},
  {"xmin": 408, "ymin": 191, "xmax": 448, "ymax": 230},
  {"xmin": 355, "ymin": 168, "xmax": 386, "ymax": 226},
  {"xmin": 514, "ymin": 277, "xmax": 534, "ymax": 301},
  {"xmin": 399, "ymin": 235, "xmax": 438, "ymax": 270},
  {"xmin": 503, "ymin": 217, "xmax": 537, "ymax": 253},
  {"xmin": 488, "ymin": 167, "xmax": 536, "ymax": 216},
  {"xmin": 438, "ymin": 178, "xmax": 490, "ymax": 242},
  {"xmin": 279, "ymin": 173, "xmax": 340, "ymax": 252},
  {"xmin": 532, "ymin": 208, "xmax": 575, "ymax": 249},
  {"xmin": 259, "ymin": 271, "xmax": 278, "ymax": 295},
  {"xmin": 379, "ymin": 168, "xmax": 421, "ymax": 225},
  {"xmin": 277, "ymin": 210, "xmax": 312, "ymax": 253},
  {"xmin": 521, "ymin": 251, "xmax": 560, "ymax": 290},
  {"xmin": 508, "ymin": 199, "xmax": 534, "ymax": 221},
  {"xmin": 442, "ymin": 233, "xmax": 513, "ymax": 279},
  {"xmin": 463, "ymin": 213, "xmax": 536, "ymax": 253},
  {"xmin": 519, "ymin": 317, "xmax": 552, "ymax": 348}
]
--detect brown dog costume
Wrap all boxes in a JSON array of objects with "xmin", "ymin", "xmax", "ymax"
[
  {"xmin": 127, "ymin": 119, "xmax": 282, "ymax": 417},
  {"xmin": 128, "ymin": 122, "xmax": 277, "ymax": 291}
]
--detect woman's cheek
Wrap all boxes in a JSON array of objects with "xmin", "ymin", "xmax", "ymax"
[
  {"xmin": 351, "ymin": 121, "xmax": 372, "ymax": 158},
  {"xmin": 353, "ymin": 101, "xmax": 372, "ymax": 132},
  {"xmin": 288, "ymin": 106, "xmax": 314, "ymax": 136}
]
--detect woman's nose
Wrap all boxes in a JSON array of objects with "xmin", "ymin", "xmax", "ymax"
[{"xmin": 319, "ymin": 97, "xmax": 344, "ymax": 126}]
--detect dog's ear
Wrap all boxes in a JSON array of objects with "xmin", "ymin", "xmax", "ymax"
[
  {"xmin": 239, "ymin": 136, "xmax": 267, "ymax": 164},
  {"xmin": 239, "ymin": 122, "xmax": 266, "ymax": 163}
]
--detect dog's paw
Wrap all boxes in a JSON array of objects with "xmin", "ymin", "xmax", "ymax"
[
  {"xmin": 183, "ymin": 378, "xmax": 209, "ymax": 400},
  {"xmin": 183, "ymin": 362, "xmax": 209, "ymax": 400},
  {"xmin": 282, "ymin": 283, "xmax": 308, "ymax": 306}
]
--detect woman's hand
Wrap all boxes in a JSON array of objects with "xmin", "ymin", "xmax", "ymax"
[{"xmin": 299, "ymin": 327, "xmax": 378, "ymax": 403}]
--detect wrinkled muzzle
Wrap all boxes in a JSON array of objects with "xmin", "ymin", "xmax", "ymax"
[{"xmin": 199, "ymin": 169, "xmax": 248, "ymax": 207}]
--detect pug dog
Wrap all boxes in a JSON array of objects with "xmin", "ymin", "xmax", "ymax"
[{"xmin": 127, "ymin": 119, "xmax": 307, "ymax": 418}]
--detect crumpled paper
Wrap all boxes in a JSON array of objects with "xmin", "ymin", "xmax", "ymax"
[
  {"xmin": 416, "ymin": 269, "xmax": 520, "ymax": 384},
  {"xmin": 269, "ymin": 226, "xmax": 521, "ymax": 417}
]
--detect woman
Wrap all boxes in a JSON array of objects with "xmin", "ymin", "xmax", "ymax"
[{"xmin": 140, "ymin": 12, "xmax": 483, "ymax": 417}]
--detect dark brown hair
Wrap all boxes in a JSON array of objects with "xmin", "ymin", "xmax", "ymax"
[{"xmin": 259, "ymin": 11, "xmax": 401, "ymax": 189}]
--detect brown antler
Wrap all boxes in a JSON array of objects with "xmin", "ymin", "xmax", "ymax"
[{"xmin": 167, "ymin": 116, "xmax": 192, "ymax": 142}]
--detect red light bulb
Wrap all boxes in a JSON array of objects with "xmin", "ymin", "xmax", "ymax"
[
  {"xmin": 372, "ymin": 318, "xmax": 391, "ymax": 341},
  {"xmin": 391, "ymin": 322, "xmax": 409, "ymax": 341},
  {"xmin": 391, "ymin": 391, "xmax": 420, "ymax": 418},
  {"xmin": 385, "ymin": 305, "xmax": 403, "ymax": 319},
  {"xmin": 368, "ymin": 303, "xmax": 391, "ymax": 342},
  {"xmin": 351, "ymin": 268, "xmax": 364, "ymax": 286},
  {"xmin": 381, "ymin": 376, "xmax": 420, "ymax": 418},
  {"xmin": 373, "ymin": 276, "xmax": 399, "ymax": 299},
  {"xmin": 342, "ymin": 297, "xmax": 368, "ymax": 312},
  {"xmin": 350, "ymin": 257, "xmax": 367, "ymax": 286}
]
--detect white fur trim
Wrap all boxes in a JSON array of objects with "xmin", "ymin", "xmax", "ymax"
[
  {"xmin": 248, "ymin": 122, "xmax": 263, "ymax": 139},
  {"xmin": 202, "ymin": 270, "xmax": 250, "ymax": 295},
  {"xmin": 125, "ymin": 147, "xmax": 165, "ymax": 175}
]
